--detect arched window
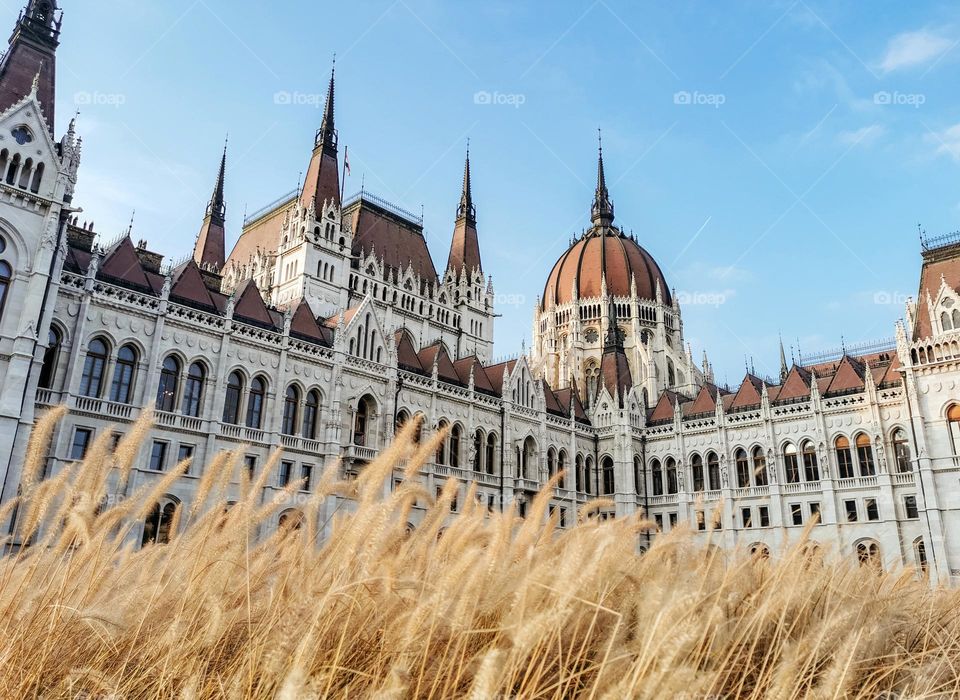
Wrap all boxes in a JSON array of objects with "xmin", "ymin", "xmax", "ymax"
[
  {"xmin": 354, "ymin": 396, "xmax": 374, "ymax": 447},
  {"xmin": 783, "ymin": 444, "xmax": 800, "ymax": 483},
  {"xmin": 855, "ymin": 434, "xmax": 875, "ymax": 476},
  {"xmin": 752, "ymin": 447, "xmax": 768, "ymax": 486},
  {"xmin": 948, "ymin": 405, "xmax": 960, "ymax": 456},
  {"xmin": 576, "ymin": 454, "xmax": 585, "ymax": 492},
  {"xmin": 801, "ymin": 441, "xmax": 819, "ymax": 482},
  {"xmin": 691, "ymin": 454, "xmax": 704, "ymax": 492},
  {"xmin": 547, "ymin": 449, "xmax": 556, "ymax": 478},
  {"xmin": 222, "ymin": 371, "xmax": 243, "ymax": 424},
  {"xmin": 279, "ymin": 509, "xmax": 304, "ymax": 531},
  {"xmin": 181, "ymin": 362, "xmax": 206, "ymax": 417},
  {"xmin": 79, "ymin": 338, "xmax": 108, "ymax": 397},
  {"xmin": 633, "ymin": 456, "xmax": 642, "ymax": 496},
  {"xmin": 450, "ymin": 424, "xmax": 462, "ymax": 468},
  {"xmin": 651, "ymin": 459, "xmax": 663, "ymax": 496},
  {"xmin": 914, "ymin": 537, "xmax": 928, "ymax": 574},
  {"xmin": 707, "ymin": 452, "xmax": 720, "ymax": 491},
  {"xmin": 584, "ymin": 456, "xmax": 594, "ymax": 495},
  {"xmin": 892, "ymin": 429, "xmax": 911, "ymax": 473},
  {"xmin": 943, "ymin": 312, "xmax": 953, "ymax": 331},
  {"xmin": 856, "ymin": 540, "xmax": 881, "ymax": 570},
  {"xmin": 666, "ymin": 457, "xmax": 678, "ymax": 494},
  {"xmin": 282, "ymin": 385, "xmax": 300, "ymax": 435},
  {"xmin": 436, "ymin": 420, "xmax": 448, "ymax": 464},
  {"xmin": 156, "ymin": 356, "xmax": 180, "ymax": 412},
  {"xmin": 245, "ymin": 377, "xmax": 266, "ymax": 428},
  {"xmin": 303, "ymin": 390, "xmax": 321, "ymax": 440},
  {"xmin": 485, "ymin": 433, "xmax": 496, "ymax": 475},
  {"xmin": 558, "ymin": 450, "xmax": 567, "ymax": 488},
  {"xmin": 0, "ymin": 259, "xmax": 9, "ymax": 322},
  {"xmin": 735, "ymin": 449, "xmax": 750, "ymax": 488},
  {"xmin": 601, "ymin": 456, "xmax": 615, "ymax": 495},
  {"xmin": 142, "ymin": 498, "xmax": 178, "ymax": 546},
  {"xmin": 521, "ymin": 436, "xmax": 536, "ymax": 479},
  {"xmin": 835, "ymin": 436, "xmax": 854, "ymax": 479},
  {"xmin": 473, "ymin": 429, "xmax": 483, "ymax": 472},
  {"xmin": 37, "ymin": 327, "xmax": 61, "ymax": 389},
  {"xmin": 108, "ymin": 344, "xmax": 137, "ymax": 404}
]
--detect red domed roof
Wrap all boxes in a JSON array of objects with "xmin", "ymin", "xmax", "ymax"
[{"xmin": 544, "ymin": 230, "xmax": 670, "ymax": 307}]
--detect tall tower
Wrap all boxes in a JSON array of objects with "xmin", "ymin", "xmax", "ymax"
[
  {"xmin": 193, "ymin": 142, "xmax": 227, "ymax": 271},
  {"xmin": 0, "ymin": 1, "xmax": 60, "ymax": 133},
  {"xmin": 299, "ymin": 62, "xmax": 340, "ymax": 218}
]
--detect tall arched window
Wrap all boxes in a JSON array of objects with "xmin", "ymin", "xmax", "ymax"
[
  {"xmin": 707, "ymin": 452, "xmax": 720, "ymax": 491},
  {"xmin": 37, "ymin": 327, "xmax": 61, "ymax": 389},
  {"xmin": 752, "ymin": 447, "xmax": 768, "ymax": 486},
  {"xmin": 651, "ymin": 459, "xmax": 663, "ymax": 496},
  {"xmin": 855, "ymin": 434, "xmax": 875, "ymax": 476},
  {"xmin": 450, "ymin": 425, "xmax": 462, "ymax": 468},
  {"xmin": 109, "ymin": 344, "xmax": 137, "ymax": 404},
  {"xmin": 473, "ymin": 429, "xmax": 483, "ymax": 472},
  {"xmin": 181, "ymin": 362, "xmax": 206, "ymax": 417},
  {"xmin": 354, "ymin": 396, "xmax": 373, "ymax": 446},
  {"xmin": 783, "ymin": 444, "xmax": 800, "ymax": 483},
  {"xmin": 222, "ymin": 371, "xmax": 243, "ymax": 424},
  {"xmin": 281, "ymin": 385, "xmax": 300, "ymax": 435},
  {"xmin": 892, "ymin": 429, "xmax": 911, "ymax": 473},
  {"xmin": 303, "ymin": 390, "xmax": 320, "ymax": 439},
  {"xmin": 436, "ymin": 420, "xmax": 449, "ymax": 464},
  {"xmin": 691, "ymin": 454, "xmax": 704, "ymax": 492},
  {"xmin": 485, "ymin": 433, "xmax": 496, "ymax": 475},
  {"xmin": 735, "ymin": 449, "xmax": 750, "ymax": 488},
  {"xmin": 156, "ymin": 356, "xmax": 180, "ymax": 412},
  {"xmin": 0, "ymin": 259, "xmax": 11, "ymax": 322},
  {"xmin": 547, "ymin": 449, "xmax": 556, "ymax": 478},
  {"xmin": 584, "ymin": 456, "xmax": 594, "ymax": 495},
  {"xmin": 947, "ymin": 405, "xmax": 960, "ymax": 456},
  {"xmin": 79, "ymin": 338, "xmax": 108, "ymax": 398},
  {"xmin": 801, "ymin": 441, "xmax": 819, "ymax": 482},
  {"xmin": 856, "ymin": 540, "xmax": 881, "ymax": 570},
  {"xmin": 666, "ymin": 458, "xmax": 678, "ymax": 494},
  {"xmin": 835, "ymin": 436, "xmax": 854, "ymax": 479},
  {"xmin": 634, "ymin": 456, "xmax": 643, "ymax": 496},
  {"xmin": 602, "ymin": 457, "xmax": 615, "ymax": 495},
  {"xmin": 142, "ymin": 498, "xmax": 178, "ymax": 546},
  {"xmin": 576, "ymin": 454, "xmax": 585, "ymax": 492},
  {"xmin": 245, "ymin": 377, "xmax": 266, "ymax": 429},
  {"xmin": 558, "ymin": 450, "xmax": 567, "ymax": 488}
]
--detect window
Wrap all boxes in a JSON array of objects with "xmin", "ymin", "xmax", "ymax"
[
  {"xmin": 707, "ymin": 452, "xmax": 720, "ymax": 491},
  {"xmin": 810, "ymin": 502, "xmax": 821, "ymax": 522},
  {"xmin": 354, "ymin": 396, "xmax": 373, "ymax": 447},
  {"xmin": 450, "ymin": 425, "xmax": 462, "ymax": 468},
  {"xmin": 223, "ymin": 371, "xmax": 243, "ymax": 424},
  {"xmin": 109, "ymin": 344, "xmax": 137, "ymax": 404},
  {"xmin": 801, "ymin": 442, "xmax": 819, "ymax": 482},
  {"xmin": 892, "ymin": 429, "xmax": 911, "ymax": 473},
  {"xmin": 485, "ymin": 434, "xmax": 496, "ymax": 475},
  {"xmin": 79, "ymin": 338, "xmax": 108, "ymax": 397},
  {"xmin": 666, "ymin": 458, "xmax": 677, "ymax": 494},
  {"xmin": 758, "ymin": 506, "xmax": 770, "ymax": 528},
  {"xmin": 279, "ymin": 461, "xmax": 293, "ymax": 487},
  {"xmin": 0, "ymin": 260, "xmax": 11, "ymax": 322},
  {"xmin": 915, "ymin": 538, "xmax": 928, "ymax": 574},
  {"xmin": 301, "ymin": 464, "xmax": 313, "ymax": 491},
  {"xmin": 784, "ymin": 444, "xmax": 800, "ymax": 483},
  {"xmin": 651, "ymin": 459, "xmax": 663, "ymax": 496},
  {"xmin": 741, "ymin": 507, "xmax": 752, "ymax": 528},
  {"xmin": 844, "ymin": 500, "xmax": 858, "ymax": 522},
  {"xmin": 246, "ymin": 377, "xmax": 266, "ymax": 429},
  {"xmin": 904, "ymin": 495, "xmax": 919, "ymax": 519},
  {"xmin": 735, "ymin": 449, "xmax": 750, "ymax": 488},
  {"xmin": 303, "ymin": 390, "xmax": 320, "ymax": 439},
  {"xmin": 835, "ymin": 436, "xmax": 854, "ymax": 479},
  {"xmin": 70, "ymin": 427, "xmax": 92, "ymax": 460},
  {"xmin": 790, "ymin": 503, "xmax": 802, "ymax": 526},
  {"xmin": 450, "ymin": 489, "xmax": 458, "ymax": 513},
  {"xmin": 38, "ymin": 327, "xmax": 61, "ymax": 389},
  {"xmin": 244, "ymin": 455, "xmax": 257, "ymax": 480},
  {"xmin": 181, "ymin": 362, "xmax": 206, "ymax": 417},
  {"xmin": 282, "ymin": 385, "xmax": 300, "ymax": 435},
  {"xmin": 752, "ymin": 447, "xmax": 768, "ymax": 486},
  {"xmin": 856, "ymin": 541, "xmax": 881, "ymax": 569},
  {"xmin": 177, "ymin": 444, "xmax": 194, "ymax": 464},
  {"xmin": 156, "ymin": 356, "xmax": 180, "ymax": 413},
  {"xmin": 855, "ymin": 434, "xmax": 875, "ymax": 476},
  {"xmin": 691, "ymin": 454, "xmax": 704, "ymax": 492},
  {"xmin": 473, "ymin": 430, "xmax": 484, "ymax": 472},
  {"xmin": 436, "ymin": 420, "xmax": 448, "ymax": 464},
  {"xmin": 149, "ymin": 441, "xmax": 168, "ymax": 471},
  {"xmin": 865, "ymin": 498, "xmax": 879, "ymax": 521},
  {"xmin": 602, "ymin": 457, "xmax": 615, "ymax": 495},
  {"xmin": 949, "ymin": 405, "xmax": 960, "ymax": 455},
  {"xmin": 696, "ymin": 511, "xmax": 706, "ymax": 531},
  {"xmin": 654, "ymin": 513, "xmax": 663, "ymax": 531},
  {"xmin": 668, "ymin": 512, "xmax": 677, "ymax": 528},
  {"xmin": 142, "ymin": 500, "xmax": 178, "ymax": 546}
]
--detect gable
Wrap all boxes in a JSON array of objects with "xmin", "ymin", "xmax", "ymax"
[
  {"xmin": 233, "ymin": 280, "xmax": 276, "ymax": 327},
  {"xmin": 98, "ymin": 237, "xmax": 153, "ymax": 293},
  {"xmin": 689, "ymin": 384, "xmax": 718, "ymax": 415},
  {"xmin": 394, "ymin": 330, "xmax": 423, "ymax": 372},
  {"xmin": 289, "ymin": 298, "xmax": 329, "ymax": 345},
  {"xmin": 649, "ymin": 391, "xmax": 679, "ymax": 423},
  {"xmin": 730, "ymin": 375, "xmax": 763, "ymax": 410},
  {"xmin": 776, "ymin": 366, "xmax": 812, "ymax": 402},
  {"xmin": 824, "ymin": 356, "xmax": 865, "ymax": 395},
  {"xmin": 169, "ymin": 261, "xmax": 217, "ymax": 311}
]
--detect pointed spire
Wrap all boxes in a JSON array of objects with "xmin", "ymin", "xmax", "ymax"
[
  {"xmin": 591, "ymin": 129, "xmax": 614, "ymax": 227},
  {"xmin": 319, "ymin": 55, "xmax": 336, "ymax": 149},
  {"xmin": 779, "ymin": 334, "xmax": 789, "ymax": 383},
  {"xmin": 194, "ymin": 142, "xmax": 228, "ymax": 270},
  {"xmin": 300, "ymin": 56, "xmax": 340, "ymax": 217},
  {"xmin": 445, "ymin": 142, "xmax": 482, "ymax": 282},
  {"xmin": 208, "ymin": 136, "xmax": 227, "ymax": 223},
  {"xmin": 457, "ymin": 140, "xmax": 476, "ymax": 223}
]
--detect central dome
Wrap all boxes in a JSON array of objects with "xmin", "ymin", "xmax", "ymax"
[{"xmin": 543, "ymin": 230, "xmax": 671, "ymax": 307}]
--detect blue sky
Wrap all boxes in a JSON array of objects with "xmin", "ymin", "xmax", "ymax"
[{"xmin": 44, "ymin": 0, "xmax": 960, "ymax": 386}]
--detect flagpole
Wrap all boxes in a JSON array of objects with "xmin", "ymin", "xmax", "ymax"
[{"xmin": 340, "ymin": 145, "xmax": 348, "ymax": 204}]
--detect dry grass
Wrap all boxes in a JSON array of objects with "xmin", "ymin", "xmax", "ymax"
[{"xmin": 1, "ymin": 411, "xmax": 959, "ymax": 699}]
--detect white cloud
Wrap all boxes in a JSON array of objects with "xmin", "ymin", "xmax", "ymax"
[
  {"xmin": 879, "ymin": 30, "xmax": 954, "ymax": 73},
  {"xmin": 927, "ymin": 123, "xmax": 960, "ymax": 161},
  {"xmin": 838, "ymin": 124, "xmax": 885, "ymax": 147}
]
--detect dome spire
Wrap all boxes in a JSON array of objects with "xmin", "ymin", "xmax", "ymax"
[{"xmin": 591, "ymin": 129, "xmax": 614, "ymax": 227}]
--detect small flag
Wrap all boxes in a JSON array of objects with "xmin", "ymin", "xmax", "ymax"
[{"xmin": 344, "ymin": 146, "xmax": 351, "ymax": 177}]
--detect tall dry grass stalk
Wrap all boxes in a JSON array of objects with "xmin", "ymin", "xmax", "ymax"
[{"xmin": 0, "ymin": 411, "xmax": 959, "ymax": 698}]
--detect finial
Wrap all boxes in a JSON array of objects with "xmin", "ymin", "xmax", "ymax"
[
  {"xmin": 126, "ymin": 210, "xmax": 136, "ymax": 236},
  {"xmin": 30, "ymin": 61, "xmax": 44, "ymax": 95}
]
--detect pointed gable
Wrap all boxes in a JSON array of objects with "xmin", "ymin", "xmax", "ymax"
[
  {"xmin": 232, "ymin": 279, "xmax": 276, "ymax": 328},
  {"xmin": 775, "ymin": 365, "xmax": 812, "ymax": 402},
  {"xmin": 649, "ymin": 390, "xmax": 680, "ymax": 423},
  {"xmin": 98, "ymin": 236, "xmax": 154, "ymax": 293},
  {"xmin": 394, "ymin": 330, "xmax": 424, "ymax": 372},
  {"xmin": 289, "ymin": 299, "xmax": 330, "ymax": 345},
  {"xmin": 730, "ymin": 374, "xmax": 765, "ymax": 410},
  {"xmin": 418, "ymin": 343, "xmax": 460, "ymax": 384},
  {"xmin": 824, "ymin": 355, "xmax": 866, "ymax": 395},
  {"xmin": 483, "ymin": 360, "xmax": 516, "ymax": 397},
  {"xmin": 688, "ymin": 384, "xmax": 719, "ymax": 415},
  {"xmin": 555, "ymin": 386, "xmax": 590, "ymax": 424},
  {"xmin": 169, "ymin": 260, "xmax": 217, "ymax": 311},
  {"xmin": 453, "ymin": 356, "xmax": 495, "ymax": 394},
  {"xmin": 541, "ymin": 379, "xmax": 565, "ymax": 415},
  {"xmin": 878, "ymin": 354, "xmax": 903, "ymax": 386}
]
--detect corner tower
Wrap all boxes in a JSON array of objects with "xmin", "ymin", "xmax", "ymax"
[{"xmin": 0, "ymin": 1, "xmax": 60, "ymax": 133}]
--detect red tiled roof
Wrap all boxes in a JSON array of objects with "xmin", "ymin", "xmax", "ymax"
[
  {"xmin": 98, "ymin": 237, "xmax": 159, "ymax": 294},
  {"xmin": 323, "ymin": 306, "xmax": 360, "ymax": 329},
  {"xmin": 394, "ymin": 330, "xmax": 423, "ymax": 371},
  {"xmin": 484, "ymin": 360, "xmax": 516, "ymax": 394},
  {"xmin": 289, "ymin": 299, "xmax": 332, "ymax": 345},
  {"xmin": 418, "ymin": 343, "xmax": 460, "ymax": 384},
  {"xmin": 824, "ymin": 355, "xmax": 866, "ymax": 395},
  {"xmin": 541, "ymin": 379, "xmax": 565, "ymax": 415},
  {"xmin": 453, "ymin": 356, "xmax": 496, "ymax": 394},
  {"xmin": 775, "ymin": 366, "xmax": 812, "ymax": 402},
  {"xmin": 346, "ymin": 198, "xmax": 438, "ymax": 282},
  {"xmin": 169, "ymin": 260, "xmax": 217, "ymax": 311},
  {"xmin": 225, "ymin": 201, "xmax": 291, "ymax": 270},
  {"xmin": 729, "ymin": 374, "xmax": 765, "ymax": 410},
  {"xmin": 649, "ymin": 390, "xmax": 681, "ymax": 423},
  {"xmin": 554, "ymin": 386, "xmax": 590, "ymax": 424},
  {"xmin": 913, "ymin": 243, "xmax": 960, "ymax": 341},
  {"xmin": 598, "ymin": 346, "xmax": 633, "ymax": 407},
  {"xmin": 232, "ymin": 280, "xmax": 276, "ymax": 328},
  {"xmin": 688, "ymin": 384, "xmax": 719, "ymax": 415}
]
